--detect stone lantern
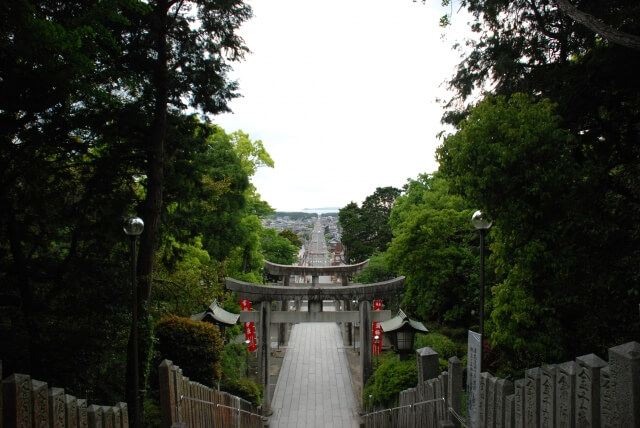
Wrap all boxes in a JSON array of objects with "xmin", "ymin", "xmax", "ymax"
[{"xmin": 380, "ymin": 309, "xmax": 428, "ymax": 360}]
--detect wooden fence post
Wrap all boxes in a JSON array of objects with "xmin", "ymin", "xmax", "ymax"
[{"xmin": 448, "ymin": 356, "xmax": 462, "ymax": 427}]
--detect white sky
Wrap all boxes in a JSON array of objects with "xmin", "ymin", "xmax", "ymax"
[{"xmin": 213, "ymin": 0, "xmax": 472, "ymax": 212}]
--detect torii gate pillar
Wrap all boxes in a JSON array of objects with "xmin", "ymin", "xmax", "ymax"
[
  {"xmin": 257, "ymin": 301, "xmax": 272, "ymax": 414},
  {"xmin": 359, "ymin": 300, "xmax": 373, "ymax": 388}
]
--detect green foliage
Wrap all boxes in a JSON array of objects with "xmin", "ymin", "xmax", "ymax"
[
  {"xmin": 414, "ymin": 333, "xmax": 459, "ymax": 372},
  {"xmin": 151, "ymin": 238, "xmax": 228, "ymax": 318},
  {"xmin": 222, "ymin": 377, "xmax": 263, "ymax": 406},
  {"xmin": 437, "ymin": 94, "xmax": 576, "ymax": 235},
  {"xmin": 226, "ymin": 215, "xmax": 265, "ymax": 284},
  {"xmin": 154, "ymin": 316, "xmax": 224, "ymax": 386},
  {"xmin": 0, "ymin": 0, "xmax": 264, "ymax": 421},
  {"xmin": 363, "ymin": 354, "xmax": 417, "ymax": 409},
  {"xmin": 163, "ymin": 117, "xmax": 250, "ymax": 262},
  {"xmin": 339, "ymin": 187, "xmax": 401, "ymax": 263},
  {"xmin": 437, "ymin": 91, "xmax": 640, "ymax": 369},
  {"xmin": 261, "ymin": 228, "xmax": 299, "ymax": 265},
  {"xmin": 387, "ymin": 174, "xmax": 477, "ymax": 325},
  {"xmin": 414, "ymin": 333, "xmax": 458, "ymax": 359},
  {"xmin": 353, "ymin": 252, "xmax": 397, "ymax": 284},
  {"xmin": 219, "ymin": 343, "xmax": 262, "ymax": 405},
  {"xmin": 279, "ymin": 229, "xmax": 302, "ymax": 248},
  {"xmin": 437, "ymin": 94, "xmax": 578, "ymax": 365}
]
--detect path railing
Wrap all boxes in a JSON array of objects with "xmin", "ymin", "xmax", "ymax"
[
  {"xmin": 158, "ymin": 359, "xmax": 265, "ymax": 428},
  {"xmin": 1, "ymin": 361, "xmax": 128, "ymax": 428}
]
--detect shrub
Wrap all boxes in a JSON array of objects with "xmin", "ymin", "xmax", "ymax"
[
  {"xmin": 414, "ymin": 332, "xmax": 460, "ymax": 372},
  {"xmin": 363, "ymin": 354, "xmax": 417, "ymax": 409},
  {"xmin": 155, "ymin": 315, "xmax": 224, "ymax": 386},
  {"xmin": 221, "ymin": 377, "xmax": 262, "ymax": 406},
  {"xmin": 219, "ymin": 343, "xmax": 262, "ymax": 405}
]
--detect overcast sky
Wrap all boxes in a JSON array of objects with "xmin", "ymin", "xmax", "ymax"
[{"xmin": 213, "ymin": 0, "xmax": 472, "ymax": 212}]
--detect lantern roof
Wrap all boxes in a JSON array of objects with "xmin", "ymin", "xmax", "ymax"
[
  {"xmin": 380, "ymin": 309, "xmax": 428, "ymax": 334},
  {"xmin": 191, "ymin": 300, "xmax": 240, "ymax": 326}
]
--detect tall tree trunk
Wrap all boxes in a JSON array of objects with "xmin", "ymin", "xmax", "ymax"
[{"xmin": 126, "ymin": 1, "xmax": 169, "ymax": 427}]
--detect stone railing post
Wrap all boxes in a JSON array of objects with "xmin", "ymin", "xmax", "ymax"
[
  {"xmin": 417, "ymin": 347, "xmax": 439, "ymax": 383},
  {"xmin": 495, "ymin": 378, "xmax": 513, "ymax": 428},
  {"xmin": 540, "ymin": 365, "xmax": 556, "ymax": 427},
  {"xmin": 79, "ymin": 399, "xmax": 89, "ymax": 428},
  {"xmin": 556, "ymin": 360, "xmax": 577, "ymax": 427},
  {"xmin": 524, "ymin": 367, "xmax": 540, "ymax": 427},
  {"xmin": 31, "ymin": 380, "xmax": 49, "ymax": 428},
  {"xmin": 3, "ymin": 373, "xmax": 33, "ymax": 428},
  {"xmin": 87, "ymin": 404, "xmax": 103, "ymax": 428},
  {"xmin": 576, "ymin": 353, "xmax": 607, "ymax": 427},
  {"xmin": 608, "ymin": 341, "xmax": 640, "ymax": 426},
  {"xmin": 49, "ymin": 387, "xmax": 66, "ymax": 428}
]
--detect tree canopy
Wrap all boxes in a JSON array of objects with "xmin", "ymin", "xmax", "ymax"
[
  {"xmin": 339, "ymin": 186, "xmax": 401, "ymax": 263},
  {"xmin": 433, "ymin": 0, "xmax": 640, "ymax": 370},
  {"xmin": 0, "ymin": 1, "xmax": 301, "ymax": 423},
  {"xmin": 387, "ymin": 174, "xmax": 477, "ymax": 325}
]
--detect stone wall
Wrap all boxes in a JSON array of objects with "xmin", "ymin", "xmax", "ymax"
[{"xmin": 1, "ymin": 361, "xmax": 128, "ymax": 428}]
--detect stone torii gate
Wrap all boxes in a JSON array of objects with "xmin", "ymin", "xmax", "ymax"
[{"xmin": 226, "ymin": 261, "xmax": 405, "ymax": 414}]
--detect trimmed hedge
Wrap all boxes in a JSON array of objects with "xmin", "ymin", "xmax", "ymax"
[{"xmin": 155, "ymin": 315, "xmax": 224, "ymax": 386}]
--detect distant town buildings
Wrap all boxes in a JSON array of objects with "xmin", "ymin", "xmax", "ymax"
[{"xmin": 262, "ymin": 213, "xmax": 344, "ymax": 265}]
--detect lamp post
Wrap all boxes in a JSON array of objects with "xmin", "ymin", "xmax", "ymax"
[
  {"xmin": 471, "ymin": 210, "xmax": 492, "ymax": 371},
  {"xmin": 123, "ymin": 216, "xmax": 144, "ymax": 428}
]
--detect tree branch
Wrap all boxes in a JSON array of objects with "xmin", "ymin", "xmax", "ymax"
[{"xmin": 554, "ymin": 0, "xmax": 640, "ymax": 50}]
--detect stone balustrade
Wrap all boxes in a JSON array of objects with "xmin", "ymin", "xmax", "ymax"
[
  {"xmin": 1, "ymin": 361, "xmax": 128, "ymax": 428},
  {"xmin": 362, "ymin": 340, "xmax": 640, "ymax": 428}
]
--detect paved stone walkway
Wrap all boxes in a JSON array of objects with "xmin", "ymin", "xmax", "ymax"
[{"xmin": 268, "ymin": 323, "xmax": 361, "ymax": 428}]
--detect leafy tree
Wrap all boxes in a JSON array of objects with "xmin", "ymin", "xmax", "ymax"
[
  {"xmin": 0, "ymin": 1, "xmax": 256, "ymax": 421},
  {"xmin": 553, "ymin": 0, "xmax": 640, "ymax": 50},
  {"xmin": 151, "ymin": 237, "xmax": 228, "ymax": 318},
  {"xmin": 339, "ymin": 187, "xmax": 401, "ymax": 263},
  {"xmin": 431, "ymin": 0, "xmax": 640, "ymax": 371},
  {"xmin": 279, "ymin": 229, "xmax": 302, "ymax": 248},
  {"xmin": 437, "ymin": 93, "xmax": 639, "ymax": 368},
  {"xmin": 386, "ymin": 174, "xmax": 477, "ymax": 325},
  {"xmin": 353, "ymin": 252, "xmax": 397, "ymax": 284},
  {"xmin": 260, "ymin": 228, "xmax": 299, "ymax": 265},
  {"xmin": 116, "ymin": 3, "xmax": 252, "ymax": 423},
  {"xmin": 226, "ymin": 214, "xmax": 264, "ymax": 284},
  {"xmin": 0, "ymin": 0, "xmax": 145, "ymax": 402},
  {"xmin": 361, "ymin": 187, "xmax": 401, "ymax": 252},
  {"xmin": 162, "ymin": 116, "xmax": 250, "ymax": 262},
  {"xmin": 338, "ymin": 202, "xmax": 369, "ymax": 264}
]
